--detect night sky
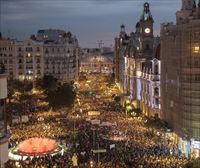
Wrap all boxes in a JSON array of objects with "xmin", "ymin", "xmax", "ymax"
[{"xmin": 0, "ymin": 0, "xmax": 180, "ymax": 47}]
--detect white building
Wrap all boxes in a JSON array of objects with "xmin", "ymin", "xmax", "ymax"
[
  {"xmin": 15, "ymin": 39, "xmax": 44, "ymax": 80},
  {"xmin": 114, "ymin": 3, "xmax": 161, "ymax": 117}
]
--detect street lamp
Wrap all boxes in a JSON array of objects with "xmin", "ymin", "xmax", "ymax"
[{"xmin": 90, "ymin": 160, "xmax": 94, "ymax": 167}]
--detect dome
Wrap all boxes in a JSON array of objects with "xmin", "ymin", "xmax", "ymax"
[{"xmin": 121, "ymin": 24, "xmax": 125, "ymax": 28}]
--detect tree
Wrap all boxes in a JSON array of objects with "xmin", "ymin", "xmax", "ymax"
[
  {"xmin": 36, "ymin": 75, "xmax": 58, "ymax": 92},
  {"xmin": 47, "ymin": 83, "xmax": 76, "ymax": 109}
]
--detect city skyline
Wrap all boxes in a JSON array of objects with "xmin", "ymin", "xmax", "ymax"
[{"xmin": 0, "ymin": 0, "xmax": 180, "ymax": 47}]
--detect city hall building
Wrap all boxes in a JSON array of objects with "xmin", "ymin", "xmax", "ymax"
[
  {"xmin": 0, "ymin": 29, "xmax": 80, "ymax": 83},
  {"xmin": 114, "ymin": 3, "xmax": 161, "ymax": 117}
]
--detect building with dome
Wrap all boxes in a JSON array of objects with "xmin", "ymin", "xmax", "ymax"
[{"xmin": 161, "ymin": 0, "xmax": 200, "ymax": 157}]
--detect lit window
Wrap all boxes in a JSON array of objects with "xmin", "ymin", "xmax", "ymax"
[
  {"xmin": 192, "ymin": 45, "xmax": 200, "ymax": 54},
  {"xmin": 28, "ymin": 53, "xmax": 31, "ymax": 57}
]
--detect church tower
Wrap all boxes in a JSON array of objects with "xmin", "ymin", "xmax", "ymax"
[
  {"xmin": 139, "ymin": 2, "xmax": 154, "ymax": 59},
  {"xmin": 119, "ymin": 24, "xmax": 126, "ymax": 39}
]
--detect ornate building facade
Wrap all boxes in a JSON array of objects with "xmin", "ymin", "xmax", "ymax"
[
  {"xmin": 114, "ymin": 2, "xmax": 161, "ymax": 117},
  {"xmin": 0, "ymin": 29, "xmax": 80, "ymax": 83},
  {"xmin": 161, "ymin": 0, "xmax": 200, "ymax": 158}
]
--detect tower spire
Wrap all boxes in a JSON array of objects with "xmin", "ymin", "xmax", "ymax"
[
  {"xmin": 120, "ymin": 24, "xmax": 125, "ymax": 32},
  {"xmin": 140, "ymin": 2, "xmax": 153, "ymax": 21}
]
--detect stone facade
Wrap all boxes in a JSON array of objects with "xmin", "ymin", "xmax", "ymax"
[
  {"xmin": 161, "ymin": 0, "xmax": 200, "ymax": 157},
  {"xmin": 114, "ymin": 3, "xmax": 161, "ymax": 117},
  {"xmin": 0, "ymin": 29, "xmax": 80, "ymax": 83}
]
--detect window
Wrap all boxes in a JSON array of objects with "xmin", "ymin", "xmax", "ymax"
[
  {"xmin": 155, "ymin": 98, "xmax": 159, "ymax": 106},
  {"xmin": 194, "ymin": 74, "xmax": 200, "ymax": 82},
  {"xmin": 146, "ymin": 44, "xmax": 150, "ymax": 50},
  {"xmin": 192, "ymin": 45, "xmax": 200, "ymax": 54},
  {"xmin": 26, "ymin": 47, "xmax": 32, "ymax": 52},
  {"xmin": 154, "ymin": 87, "xmax": 159, "ymax": 96},
  {"xmin": 45, "ymin": 48, "xmax": 49, "ymax": 54},
  {"xmin": 154, "ymin": 64, "xmax": 158, "ymax": 75}
]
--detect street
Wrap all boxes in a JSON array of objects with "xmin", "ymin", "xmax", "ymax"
[{"xmin": 6, "ymin": 73, "xmax": 188, "ymax": 167}]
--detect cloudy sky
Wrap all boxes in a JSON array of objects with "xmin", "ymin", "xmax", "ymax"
[{"xmin": 0, "ymin": 0, "xmax": 181, "ymax": 47}]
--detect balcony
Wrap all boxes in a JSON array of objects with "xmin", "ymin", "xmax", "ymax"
[{"xmin": 26, "ymin": 61, "xmax": 33, "ymax": 64}]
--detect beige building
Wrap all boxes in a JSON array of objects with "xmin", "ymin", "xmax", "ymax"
[
  {"xmin": 0, "ymin": 38, "xmax": 16, "ymax": 80},
  {"xmin": 161, "ymin": 0, "xmax": 200, "ymax": 157},
  {"xmin": 0, "ymin": 30, "xmax": 79, "ymax": 83},
  {"xmin": 114, "ymin": 3, "xmax": 161, "ymax": 117},
  {"xmin": 15, "ymin": 39, "xmax": 44, "ymax": 80},
  {"xmin": 0, "ymin": 64, "xmax": 9, "ymax": 167}
]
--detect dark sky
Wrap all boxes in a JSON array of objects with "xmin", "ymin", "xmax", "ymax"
[{"xmin": 0, "ymin": 0, "xmax": 181, "ymax": 48}]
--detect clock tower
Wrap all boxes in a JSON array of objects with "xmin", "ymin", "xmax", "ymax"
[{"xmin": 139, "ymin": 2, "xmax": 154, "ymax": 59}]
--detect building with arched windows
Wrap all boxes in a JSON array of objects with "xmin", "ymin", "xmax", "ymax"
[
  {"xmin": 0, "ymin": 29, "xmax": 80, "ymax": 83},
  {"xmin": 114, "ymin": 2, "xmax": 161, "ymax": 117}
]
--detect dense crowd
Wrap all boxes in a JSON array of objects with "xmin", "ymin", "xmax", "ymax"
[{"xmin": 6, "ymin": 74, "xmax": 193, "ymax": 167}]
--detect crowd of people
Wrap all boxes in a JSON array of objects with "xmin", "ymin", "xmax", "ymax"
[{"xmin": 6, "ymin": 74, "xmax": 193, "ymax": 167}]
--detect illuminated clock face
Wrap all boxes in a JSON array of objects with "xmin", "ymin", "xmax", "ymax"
[{"xmin": 145, "ymin": 28, "xmax": 151, "ymax": 34}]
